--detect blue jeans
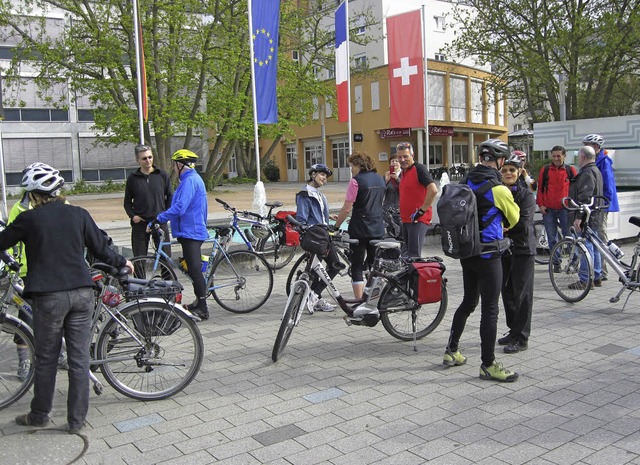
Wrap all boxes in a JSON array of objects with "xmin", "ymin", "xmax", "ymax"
[
  {"xmin": 543, "ymin": 208, "xmax": 570, "ymax": 265},
  {"xmin": 579, "ymin": 235, "xmax": 602, "ymax": 283},
  {"xmin": 30, "ymin": 288, "xmax": 94, "ymax": 429}
]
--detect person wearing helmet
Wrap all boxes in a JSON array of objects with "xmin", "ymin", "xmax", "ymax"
[
  {"xmin": 0, "ymin": 163, "xmax": 133, "ymax": 433},
  {"xmin": 512, "ymin": 150, "xmax": 537, "ymax": 191},
  {"xmin": 582, "ymin": 133, "xmax": 619, "ymax": 281},
  {"xmin": 498, "ymin": 153, "xmax": 536, "ymax": 354},
  {"xmin": 396, "ymin": 142, "xmax": 438, "ymax": 258},
  {"xmin": 443, "ymin": 139, "xmax": 521, "ymax": 382},
  {"xmin": 154, "ymin": 149, "xmax": 209, "ymax": 320},
  {"xmin": 124, "ymin": 144, "xmax": 173, "ymax": 264},
  {"xmin": 295, "ymin": 163, "xmax": 339, "ymax": 312}
]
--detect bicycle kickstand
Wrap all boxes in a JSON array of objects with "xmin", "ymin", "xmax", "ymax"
[{"xmin": 89, "ymin": 371, "xmax": 104, "ymax": 396}]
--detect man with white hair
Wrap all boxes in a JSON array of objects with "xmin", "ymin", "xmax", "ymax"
[{"xmin": 568, "ymin": 145, "xmax": 603, "ymax": 290}]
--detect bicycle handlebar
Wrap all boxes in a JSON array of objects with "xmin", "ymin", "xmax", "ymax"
[
  {"xmin": 286, "ymin": 215, "xmax": 359, "ymax": 245},
  {"xmin": 0, "ymin": 250, "xmax": 20, "ymax": 272},
  {"xmin": 215, "ymin": 198, "xmax": 265, "ymax": 221},
  {"xmin": 561, "ymin": 195, "xmax": 610, "ymax": 212}
]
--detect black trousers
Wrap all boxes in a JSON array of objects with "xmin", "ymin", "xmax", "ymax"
[
  {"xmin": 501, "ymin": 254, "xmax": 535, "ymax": 341},
  {"xmin": 131, "ymin": 221, "xmax": 171, "ymax": 258},
  {"xmin": 447, "ymin": 255, "xmax": 502, "ymax": 367},
  {"xmin": 177, "ymin": 238, "xmax": 207, "ymax": 312},
  {"xmin": 311, "ymin": 246, "xmax": 342, "ymax": 297}
]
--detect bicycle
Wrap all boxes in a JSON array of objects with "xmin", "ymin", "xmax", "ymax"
[
  {"xmin": 0, "ymin": 257, "xmax": 204, "ymax": 406},
  {"xmin": 215, "ymin": 198, "xmax": 298, "ymax": 270},
  {"xmin": 548, "ymin": 196, "xmax": 640, "ymax": 305},
  {"xmin": 130, "ymin": 227, "xmax": 273, "ymax": 313},
  {"xmin": 272, "ymin": 218, "xmax": 448, "ymax": 362}
]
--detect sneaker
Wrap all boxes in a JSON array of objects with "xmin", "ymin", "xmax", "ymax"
[
  {"xmin": 497, "ymin": 333, "xmax": 513, "ymax": 346},
  {"xmin": 594, "ymin": 278, "xmax": 602, "ymax": 287},
  {"xmin": 193, "ymin": 309, "xmax": 210, "ymax": 321},
  {"xmin": 504, "ymin": 339, "xmax": 528, "ymax": 354},
  {"xmin": 17, "ymin": 360, "xmax": 31, "ymax": 382},
  {"xmin": 443, "ymin": 349, "xmax": 467, "ymax": 367},
  {"xmin": 15, "ymin": 413, "xmax": 50, "ymax": 428},
  {"xmin": 314, "ymin": 298, "xmax": 336, "ymax": 312},
  {"xmin": 553, "ymin": 264, "xmax": 562, "ymax": 273},
  {"xmin": 568, "ymin": 280, "xmax": 593, "ymax": 290},
  {"xmin": 66, "ymin": 423, "xmax": 85, "ymax": 434},
  {"xmin": 307, "ymin": 293, "xmax": 318, "ymax": 314},
  {"xmin": 479, "ymin": 361, "xmax": 519, "ymax": 382}
]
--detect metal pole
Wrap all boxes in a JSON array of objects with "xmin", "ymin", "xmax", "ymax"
[
  {"xmin": 345, "ymin": 0, "xmax": 352, "ymax": 155},
  {"xmin": 248, "ymin": 0, "xmax": 261, "ymax": 183},
  {"xmin": 132, "ymin": 0, "xmax": 145, "ymax": 144},
  {"xmin": 0, "ymin": 73, "xmax": 7, "ymax": 220},
  {"xmin": 421, "ymin": 5, "xmax": 429, "ymax": 169}
]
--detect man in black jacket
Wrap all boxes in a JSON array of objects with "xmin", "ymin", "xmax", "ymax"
[
  {"xmin": 0, "ymin": 163, "xmax": 133, "ymax": 433},
  {"xmin": 124, "ymin": 144, "xmax": 173, "ymax": 260}
]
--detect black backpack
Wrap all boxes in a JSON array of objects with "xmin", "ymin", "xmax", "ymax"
[
  {"xmin": 437, "ymin": 180, "xmax": 498, "ymax": 259},
  {"xmin": 540, "ymin": 164, "xmax": 575, "ymax": 193}
]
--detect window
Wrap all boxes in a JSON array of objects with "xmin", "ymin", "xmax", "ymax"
[
  {"xmin": 434, "ymin": 16, "xmax": 446, "ymax": 31},
  {"xmin": 354, "ymin": 53, "xmax": 367, "ymax": 69},
  {"xmin": 328, "ymin": 66, "xmax": 335, "ymax": 79},
  {"xmin": 77, "ymin": 109, "xmax": 95, "ymax": 122},
  {"xmin": 471, "ymin": 80, "xmax": 483, "ymax": 123},
  {"xmin": 291, "ymin": 50, "xmax": 299, "ymax": 63},
  {"xmin": 371, "ymin": 81, "xmax": 380, "ymax": 111},
  {"xmin": 434, "ymin": 53, "xmax": 446, "ymax": 61},
  {"xmin": 332, "ymin": 140, "xmax": 350, "ymax": 169},
  {"xmin": 356, "ymin": 17, "xmax": 366, "ymax": 35},
  {"xmin": 429, "ymin": 144, "xmax": 443, "ymax": 166},
  {"xmin": 325, "ymin": 101, "xmax": 333, "ymax": 118},
  {"xmin": 312, "ymin": 97, "xmax": 319, "ymax": 120},
  {"xmin": 452, "ymin": 144, "xmax": 470, "ymax": 165},
  {"xmin": 286, "ymin": 145, "xmax": 297, "ymax": 170},
  {"xmin": 1, "ymin": 108, "xmax": 70, "ymax": 122},
  {"xmin": 514, "ymin": 123, "xmax": 523, "ymax": 131},
  {"xmin": 428, "ymin": 73, "xmax": 445, "ymax": 120},
  {"xmin": 450, "ymin": 76, "xmax": 467, "ymax": 122},
  {"xmin": 354, "ymin": 85, "xmax": 363, "ymax": 113},
  {"xmin": 304, "ymin": 143, "xmax": 323, "ymax": 168}
]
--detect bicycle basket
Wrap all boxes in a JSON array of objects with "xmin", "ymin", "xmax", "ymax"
[
  {"xmin": 131, "ymin": 309, "xmax": 182, "ymax": 337},
  {"xmin": 300, "ymin": 225, "xmax": 331, "ymax": 256}
]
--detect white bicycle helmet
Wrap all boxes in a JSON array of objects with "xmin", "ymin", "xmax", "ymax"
[
  {"xmin": 21, "ymin": 163, "xmax": 65, "ymax": 196},
  {"xmin": 582, "ymin": 134, "xmax": 604, "ymax": 147}
]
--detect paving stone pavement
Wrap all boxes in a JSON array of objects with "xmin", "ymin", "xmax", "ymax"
[{"xmin": 1, "ymin": 189, "xmax": 640, "ymax": 464}]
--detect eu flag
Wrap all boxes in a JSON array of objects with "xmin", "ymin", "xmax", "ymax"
[{"xmin": 251, "ymin": 0, "xmax": 280, "ymax": 124}]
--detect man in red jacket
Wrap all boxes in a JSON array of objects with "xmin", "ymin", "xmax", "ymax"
[{"xmin": 536, "ymin": 146, "xmax": 577, "ymax": 272}]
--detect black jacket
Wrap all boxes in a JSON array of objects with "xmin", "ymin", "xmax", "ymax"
[
  {"xmin": 348, "ymin": 170, "xmax": 385, "ymax": 239},
  {"xmin": 505, "ymin": 184, "xmax": 536, "ymax": 255},
  {"xmin": 569, "ymin": 162, "xmax": 603, "ymax": 228},
  {"xmin": 124, "ymin": 167, "xmax": 173, "ymax": 222},
  {"xmin": 0, "ymin": 201, "xmax": 126, "ymax": 296}
]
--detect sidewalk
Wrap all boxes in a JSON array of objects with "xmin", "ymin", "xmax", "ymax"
[{"xmin": 1, "ymin": 189, "xmax": 639, "ymax": 465}]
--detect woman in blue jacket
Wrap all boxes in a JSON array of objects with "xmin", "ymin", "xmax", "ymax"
[{"xmin": 154, "ymin": 150, "xmax": 209, "ymax": 320}]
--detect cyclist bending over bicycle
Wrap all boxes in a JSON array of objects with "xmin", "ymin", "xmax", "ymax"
[
  {"xmin": 0, "ymin": 163, "xmax": 133, "ymax": 434},
  {"xmin": 296, "ymin": 163, "xmax": 341, "ymax": 313}
]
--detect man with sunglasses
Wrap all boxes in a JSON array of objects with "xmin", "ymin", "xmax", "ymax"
[
  {"xmin": 396, "ymin": 142, "xmax": 438, "ymax": 257},
  {"xmin": 124, "ymin": 144, "xmax": 173, "ymax": 261}
]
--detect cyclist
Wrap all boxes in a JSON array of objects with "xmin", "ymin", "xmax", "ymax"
[
  {"xmin": 152, "ymin": 149, "xmax": 209, "ymax": 320},
  {"xmin": 499, "ymin": 154, "xmax": 536, "ymax": 354},
  {"xmin": 442, "ymin": 139, "xmax": 521, "ymax": 382},
  {"xmin": 333, "ymin": 152, "xmax": 385, "ymax": 299},
  {"xmin": 296, "ymin": 163, "xmax": 340, "ymax": 313},
  {"xmin": 0, "ymin": 163, "xmax": 133, "ymax": 434}
]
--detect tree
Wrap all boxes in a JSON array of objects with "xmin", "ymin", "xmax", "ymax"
[
  {"xmin": 447, "ymin": 0, "xmax": 640, "ymax": 122},
  {"xmin": 0, "ymin": 0, "xmax": 376, "ymax": 184}
]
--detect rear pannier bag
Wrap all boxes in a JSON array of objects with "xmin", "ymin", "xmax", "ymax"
[
  {"xmin": 411, "ymin": 259, "xmax": 446, "ymax": 304},
  {"xmin": 275, "ymin": 210, "xmax": 300, "ymax": 246}
]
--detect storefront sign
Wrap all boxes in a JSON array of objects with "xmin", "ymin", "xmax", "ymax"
[
  {"xmin": 353, "ymin": 133, "xmax": 363, "ymax": 142},
  {"xmin": 429, "ymin": 126, "xmax": 454, "ymax": 136},
  {"xmin": 379, "ymin": 128, "xmax": 411, "ymax": 139}
]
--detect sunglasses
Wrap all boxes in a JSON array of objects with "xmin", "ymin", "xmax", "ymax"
[
  {"xmin": 500, "ymin": 167, "xmax": 518, "ymax": 173},
  {"xmin": 140, "ymin": 156, "xmax": 153, "ymax": 161}
]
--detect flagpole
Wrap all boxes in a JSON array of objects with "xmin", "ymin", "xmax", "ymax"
[
  {"xmin": 247, "ymin": 0, "xmax": 266, "ymax": 215},
  {"xmin": 345, "ymin": 0, "xmax": 352, "ymax": 154},
  {"xmin": 132, "ymin": 0, "xmax": 145, "ymax": 144},
  {"xmin": 421, "ymin": 5, "xmax": 429, "ymax": 171}
]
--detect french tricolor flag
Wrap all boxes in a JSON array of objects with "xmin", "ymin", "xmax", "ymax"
[{"xmin": 335, "ymin": 1, "xmax": 349, "ymax": 123}]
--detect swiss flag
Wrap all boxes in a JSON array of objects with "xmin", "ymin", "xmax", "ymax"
[{"xmin": 387, "ymin": 10, "xmax": 424, "ymax": 128}]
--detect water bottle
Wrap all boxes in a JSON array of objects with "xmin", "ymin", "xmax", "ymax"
[{"xmin": 607, "ymin": 241, "xmax": 624, "ymax": 259}]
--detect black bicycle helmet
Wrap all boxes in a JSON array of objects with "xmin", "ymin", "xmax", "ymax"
[
  {"xmin": 478, "ymin": 139, "xmax": 510, "ymax": 161},
  {"xmin": 503, "ymin": 153, "xmax": 523, "ymax": 168},
  {"xmin": 308, "ymin": 163, "xmax": 333, "ymax": 178}
]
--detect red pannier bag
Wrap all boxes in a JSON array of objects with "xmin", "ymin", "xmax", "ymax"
[
  {"xmin": 275, "ymin": 210, "xmax": 300, "ymax": 247},
  {"xmin": 411, "ymin": 259, "xmax": 445, "ymax": 304}
]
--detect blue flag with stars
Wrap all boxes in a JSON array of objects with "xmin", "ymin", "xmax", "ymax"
[{"xmin": 251, "ymin": 0, "xmax": 280, "ymax": 124}]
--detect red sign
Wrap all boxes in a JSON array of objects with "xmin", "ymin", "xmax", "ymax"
[
  {"xmin": 379, "ymin": 128, "xmax": 411, "ymax": 139},
  {"xmin": 387, "ymin": 10, "xmax": 424, "ymax": 128},
  {"xmin": 429, "ymin": 126, "xmax": 454, "ymax": 136}
]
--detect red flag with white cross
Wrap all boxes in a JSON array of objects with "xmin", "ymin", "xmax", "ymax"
[{"xmin": 387, "ymin": 10, "xmax": 424, "ymax": 128}]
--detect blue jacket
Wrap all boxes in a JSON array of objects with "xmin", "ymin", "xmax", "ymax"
[
  {"xmin": 157, "ymin": 169, "xmax": 208, "ymax": 241},
  {"xmin": 595, "ymin": 149, "xmax": 620, "ymax": 212},
  {"xmin": 295, "ymin": 187, "xmax": 329, "ymax": 226}
]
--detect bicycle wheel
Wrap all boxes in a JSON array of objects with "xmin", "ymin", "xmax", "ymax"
[
  {"xmin": 549, "ymin": 238, "xmax": 593, "ymax": 302},
  {"xmin": 257, "ymin": 235, "xmax": 297, "ymax": 270},
  {"xmin": 379, "ymin": 281, "xmax": 448, "ymax": 341},
  {"xmin": 209, "ymin": 250, "xmax": 274, "ymax": 313},
  {"xmin": 130, "ymin": 255, "xmax": 178, "ymax": 282},
  {"xmin": 534, "ymin": 220, "xmax": 551, "ymax": 265},
  {"xmin": 96, "ymin": 302, "xmax": 203, "ymax": 400},
  {"xmin": 272, "ymin": 280, "xmax": 307, "ymax": 362},
  {"xmin": 0, "ymin": 315, "xmax": 35, "ymax": 409},
  {"xmin": 285, "ymin": 249, "xmax": 353, "ymax": 297}
]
